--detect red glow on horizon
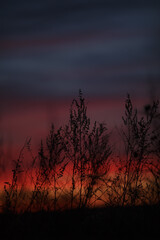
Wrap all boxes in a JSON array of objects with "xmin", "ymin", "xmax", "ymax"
[{"xmin": 0, "ymin": 95, "xmax": 158, "ymax": 212}]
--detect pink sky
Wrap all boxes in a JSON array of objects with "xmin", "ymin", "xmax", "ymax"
[{"xmin": 0, "ymin": 96, "xmax": 148, "ymax": 166}]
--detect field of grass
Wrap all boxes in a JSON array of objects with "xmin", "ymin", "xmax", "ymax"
[{"xmin": 0, "ymin": 92, "xmax": 160, "ymax": 239}]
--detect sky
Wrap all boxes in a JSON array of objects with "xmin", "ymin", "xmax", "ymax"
[
  {"xmin": 0, "ymin": 0, "xmax": 160, "ymax": 165},
  {"xmin": 1, "ymin": 0, "xmax": 160, "ymax": 98}
]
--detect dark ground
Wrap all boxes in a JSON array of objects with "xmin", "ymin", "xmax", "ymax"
[{"xmin": 0, "ymin": 205, "xmax": 159, "ymax": 240}]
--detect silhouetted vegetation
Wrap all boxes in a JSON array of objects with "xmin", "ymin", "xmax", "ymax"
[
  {"xmin": 0, "ymin": 90, "xmax": 160, "ymax": 239},
  {"xmin": 1, "ymin": 90, "xmax": 160, "ymax": 213},
  {"xmin": 3, "ymin": 141, "xmax": 27, "ymax": 213},
  {"xmin": 63, "ymin": 90, "xmax": 111, "ymax": 208},
  {"xmin": 109, "ymin": 95, "xmax": 159, "ymax": 206}
]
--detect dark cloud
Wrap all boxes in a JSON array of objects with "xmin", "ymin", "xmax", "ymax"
[{"xmin": 0, "ymin": 0, "xmax": 160, "ymax": 99}]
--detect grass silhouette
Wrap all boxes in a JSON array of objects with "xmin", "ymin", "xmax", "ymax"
[{"xmin": 0, "ymin": 90, "xmax": 160, "ymax": 239}]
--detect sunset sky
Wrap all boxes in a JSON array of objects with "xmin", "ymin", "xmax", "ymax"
[{"xmin": 0, "ymin": 0, "xmax": 160, "ymax": 164}]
